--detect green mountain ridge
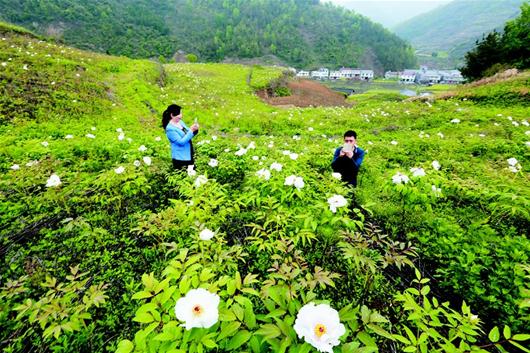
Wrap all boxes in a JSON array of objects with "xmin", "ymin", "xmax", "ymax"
[
  {"xmin": 393, "ymin": 0, "xmax": 524, "ymax": 68},
  {"xmin": 0, "ymin": 0, "xmax": 416, "ymax": 71}
]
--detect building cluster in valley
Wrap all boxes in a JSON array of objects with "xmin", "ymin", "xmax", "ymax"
[
  {"xmin": 295, "ymin": 66, "xmax": 464, "ymax": 84},
  {"xmin": 296, "ymin": 67, "xmax": 374, "ymax": 80},
  {"xmin": 384, "ymin": 66, "xmax": 465, "ymax": 84}
]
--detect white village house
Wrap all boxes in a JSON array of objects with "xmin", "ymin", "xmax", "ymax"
[
  {"xmin": 400, "ymin": 70, "xmax": 418, "ymax": 84},
  {"xmin": 298, "ymin": 67, "xmax": 374, "ymax": 81},
  {"xmin": 296, "ymin": 70, "xmax": 310, "ymax": 78},
  {"xmin": 310, "ymin": 68, "xmax": 329, "ymax": 79}
]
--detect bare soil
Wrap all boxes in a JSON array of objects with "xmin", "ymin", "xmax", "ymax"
[{"xmin": 257, "ymin": 79, "xmax": 352, "ymax": 108}]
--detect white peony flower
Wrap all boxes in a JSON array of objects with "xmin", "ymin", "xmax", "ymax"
[
  {"xmin": 247, "ymin": 141, "xmax": 256, "ymax": 149},
  {"xmin": 289, "ymin": 153, "xmax": 299, "ymax": 160},
  {"xmin": 212, "ymin": 135, "xmax": 218, "ymax": 140},
  {"xmin": 293, "ymin": 303, "xmax": 345, "ymax": 353},
  {"xmin": 256, "ymin": 168, "xmax": 271, "ymax": 180},
  {"xmin": 252, "ymin": 156, "xmax": 259, "ymax": 161},
  {"xmin": 224, "ymin": 148, "xmax": 231, "ymax": 153},
  {"xmin": 451, "ymin": 119, "xmax": 460, "ymax": 124},
  {"xmin": 270, "ymin": 162, "xmax": 283, "ymax": 172},
  {"xmin": 127, "ymin": 138, "xmax": 132, "ymax": 143},
  {"xmin": 118, "ymin": 133, "xmax": 125, "ymax": 141},
  {"xmin": 293, "ymin": 176, "xmax": 305, "ymax": 189},
  {"xmin": 284, "ymin": 175, "xmax": 296, "ymax": 186},
  {"xmin": 41, "ymin": 141, "xmax": 49, "ymax": 147},
  {"xmin": 175, "ymin": 288, "xmax": 220, "ymax": 330},
  {"xmin": 410, "ymin": 167, "xmax": 426, "ymax": 177},
  {"xmin": 525, "ymin": 141, "xmax": 530, "ymax": 147},
  {"xmin": 116, "ymin": 128, "xmax": 123, "ymax": 133},
  {"xmin": 155, "ymin": 136, "xmax": 162, "ymax": 141},
  {"xmin": 143, "ymin": 156, "xmax": 152, "ymax": 166},
  {"xmin": 282, "ymin": 150, "xmax": 291, "ymax": 156},
  {"xmin": 199, "ymin": 228, "xmax": 215, "ymax": 241},
  {"xmin": 507, "ymin": 158, "xmax": 518, "ymax": 166},
  {"xmin": 208, "ymin": 159, "xmax": 218, "ymax": 167},
  {"xmin": 327, "ymin": 195, "xmax": 348, "ymax": 213},
  {"xmin": 114, "ymin": 166, "xmax": 125, "ymax": 174},
  {"xmin": 194, "ymin": 175, "xmax": 208, "ymax": 188},
  {"xmin": 392, "ymin": 172, "xmax": 409, "ymax": 184},
  {"xmin": 512, "ymin": 121, "xmax": 519, "ymax": 127},
  {"xmin": 437, "ymin": 132, "xmax": 444, "ymax": 138},
  {"xmin": 522, "ymin": 121, "xmax": 529, "ymax": 127},
  {"xmin": 23, "ymin": 64, "xmax": 28, "ymax": 70},
  {"xmin": 91, "ymin": 126, "xmax": 96, "ymax": 131},
  {"xmin": 332, "ymin": 172, "xmax": 342, "ymax": 180},
  {"xmin": 185, "ymin": 164, "xmax": 195, "ymax": 174},
  {"xmin": 431, "ymin": 184, "xmax": 442, "ymax": 196},
  {"xmin": 138, "ymin": 145, "xmax": 147, "ymax": 152},
  {"xmin": 308, "ymin": 127, "xmax": 314, "ymax": 131},
  {"xmin": 508, "ymin": 166, "xmax": 519, "ymax": 173},
  {"xmin": 46, "ymin": 174, "xmax": 61, "ymax": 187},
  {"xmin": 1, "ymin": 62, "xmax": 6, "ymax": 67},
  {"xmin": 11, "ymin": 164, "xmax": 20, "ymax": 170},
  {"xmin": 86, "ymin": 133, "xmax": 95, "ymax": 139},
  {"xmin": 133, "ymin": 160, "xmax": 141, "ymax": 167},
  {"xmin": 235, "ymin": 148, "xmax": 247, "ymax": 156},
  {"xmin": 432, "ymin": 160, "xmax": 441, "ymax": 170},
  {"xmin": 390, "ymin": 140, "xmax": 398, "ymax": 145}
]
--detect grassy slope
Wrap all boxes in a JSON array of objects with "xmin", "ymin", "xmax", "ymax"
[{"xmin": 1, "ymin": 22, "xmax": 529, "ymax": 351}]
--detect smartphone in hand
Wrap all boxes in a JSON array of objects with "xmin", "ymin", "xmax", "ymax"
[{"xmin": 342, "ymin": 143, "xmax": 354, "ymax": 153}]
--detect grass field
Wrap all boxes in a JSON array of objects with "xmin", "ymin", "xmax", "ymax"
[{"xmin": 1, "ymin": 23, "xmax": 529, "ymax": 353}]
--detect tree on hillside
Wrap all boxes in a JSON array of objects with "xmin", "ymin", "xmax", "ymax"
[{"xmin": 461, "ymin": 2, "xmax": 529, "ymax": 81}]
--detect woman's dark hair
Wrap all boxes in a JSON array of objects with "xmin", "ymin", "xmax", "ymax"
[
  {"xmin": 344, "ymin": 130, "xmax": 357, "ymax": 139},
  {"xmin": 162, "ymin": 104, "xmax": 182, "ymax": 130}
]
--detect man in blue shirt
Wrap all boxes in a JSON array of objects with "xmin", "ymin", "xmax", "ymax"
[{"xmin": 332, "ymin": 130, "xmax": 365, "ymax": 187}]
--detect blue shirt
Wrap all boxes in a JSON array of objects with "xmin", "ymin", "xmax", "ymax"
[{"xmin": 166, "ymin": 120, "xmax": 196, "ymax": 161}]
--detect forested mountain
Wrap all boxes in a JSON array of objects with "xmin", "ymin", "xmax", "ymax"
[
  {"xmin": 393, "ymin": 0, "xmax": 524, "ymax": 68},
  {"xmin": 0, "ymin": 0, "xmax": 416, "ymax": 71}
]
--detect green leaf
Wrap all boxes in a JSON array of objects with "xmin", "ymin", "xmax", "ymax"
[
  {"xmin": 512, "ymin": 334, "xmax": 530, "ymax": 341},
  {"xmin": 393, "ymin": 334, "xmax": 411, "ymax": 345},
  {"xmin": 226, "ymin": 330, "xmax": 252, "ymax": 350},
  {"xmin": 116, "ymin": 340, "xmax": 134, "ymax": 353},
  {"xmin": 133, "ymin": 312, "xmax": 154, "ymax": 324},
  {"xmin": 217, "ymin": 322, "xmax": 241, "ymax": 341},
  {"xmin": 488, "ymin": 326, "xmax": 500, "ymax": 343},
  {"xmin": 503, "ymin": 325, "xmax": 511, "ymax": 339},
  {"xmin": 201, "ymin": 337, "xmax": 217, "ymax": 349},
  {"xmin": 509, "ymin": 340, "xmax": 530, "ymax": 353},
  {"xmin": 256, "ymin": 324, "xmax": 282, "ymax": 339}
]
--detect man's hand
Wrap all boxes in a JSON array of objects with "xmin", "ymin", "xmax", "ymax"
[
  {"xmin": 191, "ymin": 123, "xmax": 199, "ymax": 132},
  {"xmin": 339, "ymin": 149, "xmax": 346, "ymax": 157},
  {"xmin": 344, "ymin": 151, "xmax": 354, "ymax": 159}
]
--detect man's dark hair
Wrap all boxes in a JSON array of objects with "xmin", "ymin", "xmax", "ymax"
[{"xmin": 344, "ymin": 130, "xmax": 357, "ymax": 139}]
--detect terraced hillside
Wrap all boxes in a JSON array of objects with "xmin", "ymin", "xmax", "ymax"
[{"xmin": 1, "ymin": 23, "xmax": 529, "ymax": 353}]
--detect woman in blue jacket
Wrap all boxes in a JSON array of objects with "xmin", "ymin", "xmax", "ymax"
[{"xmin": 162, "ymin": 104, "xmax": 199, "ymax": 170}]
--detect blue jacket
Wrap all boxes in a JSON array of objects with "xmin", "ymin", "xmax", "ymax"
[
  {"xmin": 331, "ymin": 146, "xmax": 365, "ymax": 186},
  {"xmin": 165, "ymin": 121, "xmax": 196, "ymax": 161}
]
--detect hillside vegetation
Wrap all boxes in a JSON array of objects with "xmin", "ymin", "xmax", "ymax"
[
  {"xmin": 394, "ymin": 0, "xmax": 524, "ymax": 67},
  {"xmin": 1, "ymin": 23, "xmax": 529, "ymax": 353},
  {"xmin": 0, "ymin": 0, "xmax": 416, "ymax": 71}
]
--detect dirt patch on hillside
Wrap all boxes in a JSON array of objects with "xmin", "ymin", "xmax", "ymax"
[{"xmin": 257, "ymin": 79, "xmax": 352, "ymax": 108}]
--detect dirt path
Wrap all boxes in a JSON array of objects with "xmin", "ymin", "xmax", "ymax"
[{"xmin": 257, "ymin": 79, "xmax": 353, "ymax": 108}]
